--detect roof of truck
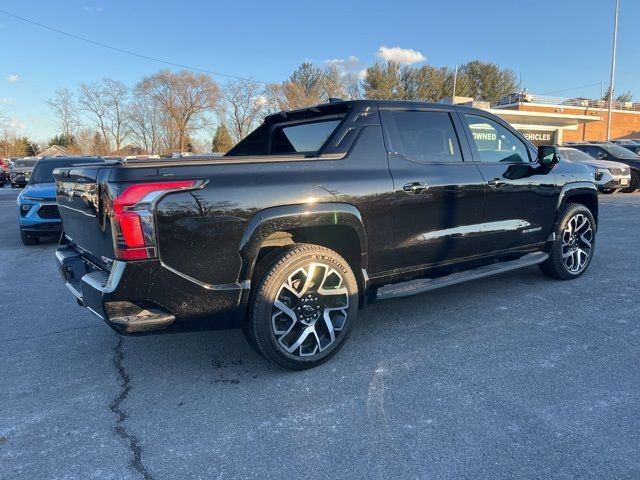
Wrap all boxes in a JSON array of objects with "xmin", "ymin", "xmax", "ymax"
[{"xmin": 264, "ymin": 99, "xmax": 488, "ymax": 123}]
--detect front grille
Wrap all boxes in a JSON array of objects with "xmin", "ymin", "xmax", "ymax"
[
  {"xmin": 609, "ymin": 168, "xmax": 628, "ymax": 176},
  {"xmin": 38, "ymin": 204, "xmax": 60, "ymax": 219}
]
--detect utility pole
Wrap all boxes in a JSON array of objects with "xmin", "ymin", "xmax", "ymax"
[
  {"xmin": 606, "ymin": 0, "xmax": 619, "ymax": 140},
  {"xmin": 452, "ymin": 65, "xmax": 458, "ymax": 100}
]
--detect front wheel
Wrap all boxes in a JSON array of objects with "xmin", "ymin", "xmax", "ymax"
[
  {"xmin": 245, "ymin": 244, "xmax": 359, "ymax": 370},
  {"xmin": 621, "ymin": 171, "xmax": 638, "ymax": 193},
  {"xmin": 539, "ymin": 203, "xmax": 596, "ymax": 280},
  {"xmin": 20, "ymin": 229, "xmax": 39, "ymax": 246}
]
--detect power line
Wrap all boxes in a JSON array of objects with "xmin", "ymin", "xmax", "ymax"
[
  {"xmin": 540, "ymin": 82, "xmax": 603, "ymax": 96},
  {"xmin": 0, "ymin": 9, "xmax": 271, "ymax": 85}
]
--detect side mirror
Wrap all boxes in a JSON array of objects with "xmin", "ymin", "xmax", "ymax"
[{"xmin": 537, "ymin": 145, "xmax": 560, "ymax": 165}]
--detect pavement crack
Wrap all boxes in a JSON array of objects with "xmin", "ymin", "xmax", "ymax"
[
  {"xmin": 4, "ymin": 325, "xmax": 103, "ymax": 343},
  {"xmin": 109, "ymin": 337, "xmax": 154, "ymax": 480}
]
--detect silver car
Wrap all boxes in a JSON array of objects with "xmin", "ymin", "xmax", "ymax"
[{"xmin": 558, "ymin": 147, "xmax": 631, "ymax": 194}]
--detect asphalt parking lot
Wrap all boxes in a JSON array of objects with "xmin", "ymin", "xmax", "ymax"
[{"xmin": 1, "ymin": 185, "xmax": 639, "ymax": 480}]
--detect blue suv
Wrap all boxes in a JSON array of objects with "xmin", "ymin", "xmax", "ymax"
[{"xmin": 17, "ymin": 156, "xmax": 104, "ymax": 245}]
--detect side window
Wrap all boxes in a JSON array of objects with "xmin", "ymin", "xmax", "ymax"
[
  {"xmin": 382, "ymin": 110, "xmax": 463, "ymax": 163},
  {"xmin": 465, "ymin": 114, "xmax": 530, "ymax": 163},
  {"xmin": 270, "ymin": 119, "xmax": 342, "ymax": 155}
]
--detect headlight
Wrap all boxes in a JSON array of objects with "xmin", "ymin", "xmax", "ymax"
[{"xmin": 594, "ymin": 168, "xmax": 607, "ymax": 181}]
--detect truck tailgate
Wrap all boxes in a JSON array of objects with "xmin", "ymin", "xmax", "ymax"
[{"xmin": 54, "ymin": 164, "xmax": 116, "ymax": 263}]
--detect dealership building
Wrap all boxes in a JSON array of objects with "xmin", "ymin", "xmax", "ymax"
[{"xmin": 443, "ymin": 94, "xmax": 640, "ymax": 145}]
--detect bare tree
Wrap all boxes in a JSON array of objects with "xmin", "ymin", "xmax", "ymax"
[
  {"xmin": 78, "ymin": 81, "xmax": 110, "ymax": 150},
  {"xmin": 223, "ymin": 79, "xmax": 265, "ymax": 142},
  {"xmin": 128, "ymin": 97, "xmax": 164, "ymax": 153},
  {"xmin": 136, "ymin": 70, "xmax": 220, "ymax": 152},
  {"xmin": 79, "ymin": 78, "xmax": 130, "ymax": 153},
  {"xmin": 47, "ymin": 87, "xmax": 79, "ymax": 139}
]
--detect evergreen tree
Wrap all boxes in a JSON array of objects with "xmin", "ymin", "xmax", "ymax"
[{"xmin": 211, "ymin": 124, "xmax": 234, "ymax": 153}]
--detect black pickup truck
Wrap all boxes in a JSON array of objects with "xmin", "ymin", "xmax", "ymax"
[{"xmin": 54, "ymin": 100, "xmax": 598, "ymax": 369}]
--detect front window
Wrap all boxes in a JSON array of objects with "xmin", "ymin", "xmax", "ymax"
[
  {"xmin": 602, "ymin": 145, "xmax": 640, "ymax": 159},
  {"xmin": 465, "ymin": 114, "xmax": 530, "ymax": 163},
  {"xmin": 559, "ymin": 148, "xmax": 597, "ymax": 163}
]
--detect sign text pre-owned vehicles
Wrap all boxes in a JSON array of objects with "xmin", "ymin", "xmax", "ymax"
[{"xmin": 53, "ymin": 100, "xmax": 598, "ymax": 370}]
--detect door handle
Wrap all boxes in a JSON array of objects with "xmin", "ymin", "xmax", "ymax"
[
  {"xmin": 403, "ymin": 182, "xmax": 429, "ymax": 194},
  {"xmin": 487, "ymin": 178, "xmax": 507, "ymax": 188}
]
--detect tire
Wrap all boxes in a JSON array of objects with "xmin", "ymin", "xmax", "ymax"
[
  {"xmin": 599, "ymin": 188, "xmax": 616, "ymax": 194},
  {"xmin": 621, "ymin": 171, "xmax": 638, "ymax": 193},
  {"xmin": 20, "ymin": 229, "xmax": 38, "ymax": 246},
  {"xmin": 539, "ymin": 203, "xmax": 596, "ymax": 280},
  {"xmin": 245, "ymin": 243, "xmax": 358, "ymax": 370}
]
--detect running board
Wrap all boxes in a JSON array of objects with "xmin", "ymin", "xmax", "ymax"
[{"xmin": 374, "ymin": 252, "xmax": 548, "ymax": 301}]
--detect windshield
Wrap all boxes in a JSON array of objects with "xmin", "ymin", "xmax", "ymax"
[
  {"xmin": 29, "ymin": 158, "xmax": 103, "ymax": 184},
  {"xmin": 559, "ymin": 148, "xmax": 596, "ymax": 163},
  {"xmin": 13, "ymin": 159, "xmax": 37, "ymax": 168},
  {"xmin": 602, "ymin": 144, "xmax": 640, "ymax": 159}
]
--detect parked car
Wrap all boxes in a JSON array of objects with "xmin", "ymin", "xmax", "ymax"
[
  {"xmin": 0, "ymin": 158, "xmax": 11, "ymax": 178},
  {"xmin": 569, "ymin": 143, "xmax": 640, "ymax": 192},
  {"xmin": 558, "ymin": 146, "xmax": 631, "ymax": 193},
  {"xmin": 0, "ymin": 169, "xmax": 6, "ymax": 187},
  {"xmin": 9, "ymin": 158, "xmax": 38, "ymax": 188},
  {"xmin": 53, "ymin": 100, "xmax": 598, "ymax": 370},
  {"xmin": 611, "ymin": 139, "xmax": 639, "ymax": 146},
  {"xmin": 17, "ymin": 156, "xmax": 104, "ymax": 245},
  {"xmin": 619, "ymin": 144, "xmax": 640, "ymax": 156}
]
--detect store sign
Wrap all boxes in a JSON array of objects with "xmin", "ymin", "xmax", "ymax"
[{"xmin": 519, "ymin": 130, "xmax": 554, "ymax": 145}]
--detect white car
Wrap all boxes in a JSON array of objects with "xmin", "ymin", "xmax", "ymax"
[{"xmin": 559, "ymin": 147, "xmax": 631, "ymax": 193}]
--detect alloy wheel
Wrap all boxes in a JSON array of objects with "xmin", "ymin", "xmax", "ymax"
[
  {"xmin": 271, "ymin": 263, "xmax": 349, "ymax": 357},
  {"xmin": 561, "ymin": 213, "xmax": 593, "ymax": 274}
]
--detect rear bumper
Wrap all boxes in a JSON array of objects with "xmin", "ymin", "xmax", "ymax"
[{"xmin": 55, "ymin": 245, "xmax": 246, "ymax": 334}]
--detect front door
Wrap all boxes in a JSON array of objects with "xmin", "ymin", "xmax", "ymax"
[
  {"xmin": 380, "ymin": 107, "xmax": 486, "ymax": 271},
  {"xmin": 459, "ymin": 112, "xmax": 557, "ymax": 252}
]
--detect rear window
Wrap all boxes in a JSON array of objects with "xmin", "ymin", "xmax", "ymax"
[
  {"xmin": 31, "ymin": 158, "xmax": 104, "ymax": 184},
  {"xmin": 227, "ymin": 117, "xmax": 343, "ymax": 156},
  {"xmin": 14, "ymin": 159, "xmax": 37, "ymax": 168},
  {"xmin": 382, "ymin": 110, "xmax": 463, "ymax": 163}
]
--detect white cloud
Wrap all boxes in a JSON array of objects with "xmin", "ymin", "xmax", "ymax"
[
  {"xmin": 6, "ymin": 74, "xmax": 19, "ymax": 83},
  {"xmin": 83, "ymin": 5, "xmax": 105, "ymax": 11},
  {"xmin": 8, "ymin": 118, "xmax": 27, "ymax": 130},
  {"xmin": 323, "ymin": 56, "xmax": 363, "ymax": 76},
  {"xmin": 0, "ymin": 97, "xmax": 13, "ymax": 104},
  {"xmin": 376, "ymin": 46, "xmax": 426, "ymax": 65}
]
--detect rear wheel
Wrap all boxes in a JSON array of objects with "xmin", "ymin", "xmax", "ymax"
[
  {"xmin": 539, "ymin": 203, "xmax": 596, "ymax": 280},
  {"xmin": 20, "ymin": 229, "xmax": 38, "ymax": 246},
  {"xmin": 621, "ymin": 171, "xmax": 638, "ymax": 193},
  {"xmin": 245, "ymin": 243, "xmax": 358, "ymax": 370}
]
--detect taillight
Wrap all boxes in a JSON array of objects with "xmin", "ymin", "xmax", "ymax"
[{"xmin": 112, "ymin": 180, "xmax": 199, "ymax": 260}]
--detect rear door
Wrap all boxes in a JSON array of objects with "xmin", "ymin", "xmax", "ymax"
[
  {"xmin": 459, "ymin": 112, "xmax": 556, "ymax": 252},
  {"xmin": 380, "ymin": 107, "xmax": 486, "ymax": 270}
]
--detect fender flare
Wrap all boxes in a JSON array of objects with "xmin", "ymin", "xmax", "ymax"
[
  {"xmin": 556, "ymin": 181, "xmax": 599, "ymax": 222},
  {"xmin": 238, "ymin": 202, "xmax": 367, "ymax": 281}
]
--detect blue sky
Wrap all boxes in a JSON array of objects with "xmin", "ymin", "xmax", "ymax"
[{"xmin": 1, "ymin": 0, "xmax": 639, "ymax": 140}]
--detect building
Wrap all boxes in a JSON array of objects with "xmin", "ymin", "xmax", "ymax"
[
  {"xmin": 442, "ymin": 94, "xmax": 640, "ymax": 145},
  {"xmin": 38, "ymin": 145, "xmax": 69, "ymax": 157}
]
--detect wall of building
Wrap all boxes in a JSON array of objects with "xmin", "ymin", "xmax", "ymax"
[{"xmin": 500, "ymin": 104, "xmax": 640, "ymax": 141}]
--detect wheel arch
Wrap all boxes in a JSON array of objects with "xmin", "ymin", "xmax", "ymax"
[
  {"xmin": 557, "ymin": 182, "xmax": 599, "ymax": 225},
  {"xmin": 239, "ymin": 203, "xmax": 368, "ymax": 295}
]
